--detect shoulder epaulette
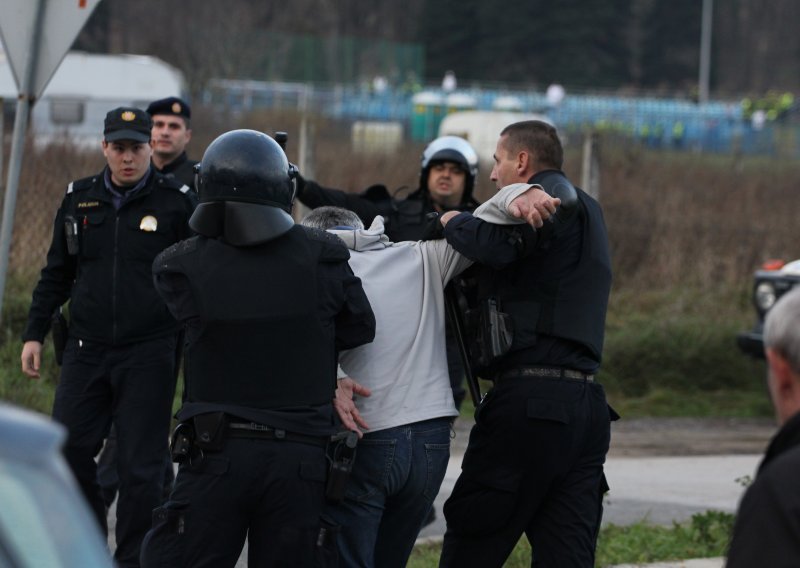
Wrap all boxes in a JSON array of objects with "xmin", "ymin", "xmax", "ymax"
[
  {"xmin": 66, "ymin": 175, "xmax": 97, "ymax": 195},
  {"xmin": 302, "ymin": 226, "xmax": 350, "ymax": 261}
]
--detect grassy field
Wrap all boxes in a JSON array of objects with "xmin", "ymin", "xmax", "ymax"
[{"xmin": 407, "ymin": 511, "xmax": 734, "ymax": 567}]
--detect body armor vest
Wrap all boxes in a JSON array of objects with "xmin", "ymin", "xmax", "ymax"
[
  {"xmin": 481, "ymin": 187, "xmax": 612, "ymax": 361},
  {"xmin": 173, "ymin": 228, "xmax": 337, "ymax": 409}
]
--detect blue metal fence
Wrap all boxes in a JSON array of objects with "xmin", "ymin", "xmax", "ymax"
[{"xmin": 204, "ymin": 79, "xmax": 797, "ymax": 157}]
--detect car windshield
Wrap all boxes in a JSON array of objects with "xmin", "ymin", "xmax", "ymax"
[{"xmin": 0, "ymin": 459, "xmax": 111, "ymax": 568}]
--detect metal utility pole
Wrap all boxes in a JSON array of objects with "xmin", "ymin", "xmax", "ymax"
[
  {"xmin": 0, "ymin": 0, "xmax": 102, "ymax": 321},
  {"xmin": 0, "ymin": 0, "xmax": 46, "ymax": 321},
  {"xmin": 581, "ymin": 132, "xmax": 600, "ymax": 200},
  {"xmin": 698, "ymin": 0, "xmax": 713, "ymax": 104}
]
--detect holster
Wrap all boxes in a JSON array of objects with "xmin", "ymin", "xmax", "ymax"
[
  {"xmin": 192, "ymin": 412, "xmax": 228, "ymax": 452},
  {"xmin": 466, "ymin": 297, "xmax": 514, "ymax": 369},
  {"xmin": 325, "ymin": 430, "xmax": 358, "ymax": 503},
  {"xmin": 170, "ymin": 422, "xmax": 195, "ymax": 463}
]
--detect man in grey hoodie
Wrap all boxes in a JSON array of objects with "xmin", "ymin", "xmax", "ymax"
[{"xmin": 302, "ymin": 183, "xmax": 558, "ymax": 568}]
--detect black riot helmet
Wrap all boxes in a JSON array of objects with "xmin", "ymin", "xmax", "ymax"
[
  {"xmin": 190, "ymin": 129, "xmax": 298, "ymax": 246},
  {"xmin": 419, "ymin": 135, "xmax": 479, "ymax": 203}
]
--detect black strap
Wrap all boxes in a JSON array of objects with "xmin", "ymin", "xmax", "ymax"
[
  {"xmin": 498, "ymin": 366, "xmax": 594, "ymax": 382},
  {"xmin": 226, "ymin": 423, "xmax": 329, "ymax": 448}
]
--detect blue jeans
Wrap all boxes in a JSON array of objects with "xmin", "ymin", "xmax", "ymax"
[{"xmin": 324, "ymin": 417, "xmax": 452, "ymax": 568}]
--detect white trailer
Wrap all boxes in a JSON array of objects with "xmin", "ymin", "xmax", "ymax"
[
  {"xmin": 438, "ymin": 110, "xmax": 554, "ymax": 165},
  {"xmin": 0, "ymin": 50, "xmax": 186, "ymax": 147}
]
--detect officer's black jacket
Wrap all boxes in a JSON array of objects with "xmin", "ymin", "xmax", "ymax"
[
  {"xmin": 153, "ymin": 225, "xmax": 376, "ymax": 436},
  {"xmin": 443, "ymin": 170, "xmax": 612, "ymax": 375},
  {"xmin": 155, "ymin": 152, "xmax": 198, "ymax": 191},
  {"xmin": 22, "ymin": 168, "xmax": 197, "ymax": 345},
  {"xmin": 727, "ymin": 411, "xmax": 800, "ymax": 567},
  {"xmin": 298, "ymin": 179, "xmax": 480, "ymax": 242}
]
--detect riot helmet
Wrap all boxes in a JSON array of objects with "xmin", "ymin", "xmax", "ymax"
[
  {"xmin": 190, "ymin": 129, "xmax": 297, "ymax": 246},
  {"xmin": 419, "ymin": 135, "xmax": 479, "ymax": 204}
]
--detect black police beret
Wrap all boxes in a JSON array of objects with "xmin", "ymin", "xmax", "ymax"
[{"xmin": 146, "ymin": 96, "xmax": 191, "ymax": 119}]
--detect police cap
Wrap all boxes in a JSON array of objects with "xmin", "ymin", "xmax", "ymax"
[
  {"xmin": 146, "ymin": 96, "xmax": 191, "ymax": 120},
  {"xmin": 103, "ymin": 107, "xmax": 152, "ymax": 143}
]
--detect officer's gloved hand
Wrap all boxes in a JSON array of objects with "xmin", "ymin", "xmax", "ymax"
[{"xmin": 421, "ymin": 212, "xmax": 445, "ymax": 240}]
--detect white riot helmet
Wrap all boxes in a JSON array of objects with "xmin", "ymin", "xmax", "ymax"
[{"xmin": 420, "ymin": 136, "xmax": 479, "ymax": 203}]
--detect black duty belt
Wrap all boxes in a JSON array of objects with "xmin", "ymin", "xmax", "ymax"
[
  {"xmin": 227, "ymin": 422, "xmax": 329, "ymax": 447},
  {"xmin": 498, "ymin": 366, "xmax": 595, "ymax": 382}
]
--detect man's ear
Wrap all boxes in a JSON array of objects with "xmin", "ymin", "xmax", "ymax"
[
  {"xmin": 767, "ymin": 347, "xmax": 795, "ymax": 396},
  {"xmin": 517, "ymin": 151, "xmax": 530, "ymax": 177}
]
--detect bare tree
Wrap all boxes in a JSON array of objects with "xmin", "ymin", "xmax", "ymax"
[{"xmin": 75, "ymin": 0, "xmax": 800, "ymax": 96}]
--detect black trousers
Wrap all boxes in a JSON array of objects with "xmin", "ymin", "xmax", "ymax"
[
  {"xmin": 52, "ymin": 334, "xmax": 178, "ymax": 568},
  {"xmin": 140, "ymin": 437, "xmax": 337, "ymax": 568},
  {"xmin": 439, "ymin": 374, "xmax": 611, "ymax": 568},
  {"xmin": 97, "ymin": 426, "xmax": 175, "ymax": 507},
  {"xmin": 97, "ymin": 329, "xmax": 184, "ymax": 508}
]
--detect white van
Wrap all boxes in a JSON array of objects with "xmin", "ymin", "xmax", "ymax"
[{"xmin": 0, "ymin": 50, "xmax": 186, "ymax": 148}]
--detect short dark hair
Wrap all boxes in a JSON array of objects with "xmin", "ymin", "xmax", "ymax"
[
  {"xmin": 500, "ymin": 120, "xmax": 563, "ymax": 170},
  {"xmin": 301, "ymin": 206, "xmax": 364, "ymax": 231}
]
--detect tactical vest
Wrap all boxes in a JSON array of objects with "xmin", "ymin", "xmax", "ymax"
[
  {"xmin": 480, "ymin": 187, "xmax": 612, "ymax": 362},
  {"xmin": 387, "ymin": 189, "xmax": 481, "ymax": 242},
  {"xmin": 169, "ymin": 227, "xmax": 339, "ymax": 409}
]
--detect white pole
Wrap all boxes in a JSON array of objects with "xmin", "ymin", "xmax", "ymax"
[{"xmin": 0, "ymin": 0, "xmax": 46, "ymax": 320}]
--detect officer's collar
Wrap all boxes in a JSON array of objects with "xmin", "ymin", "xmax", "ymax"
[
  {"xmin": 157, "ymin": 152, "xmax": 188, "ymax": 174},
  {"xmin": 102, "ymin": 166, "xmax": 153, "ymax": 201}
]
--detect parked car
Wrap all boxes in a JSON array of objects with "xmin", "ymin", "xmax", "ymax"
[
  {"xmin": 0, "ymin": 403, "xmax": 113, "ymax": 568},
  {"xmin": 737, "ymin": 258, "xmax": 800, "ymax": 358}
]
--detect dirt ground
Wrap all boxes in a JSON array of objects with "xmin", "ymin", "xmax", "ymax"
[
  {"xmin": 451, "ymin": 416, "xmax": 778, "ymax": 458},
  {"xmin": 608, "ymin": 417, "xmax": 776, "ymax": 457}
]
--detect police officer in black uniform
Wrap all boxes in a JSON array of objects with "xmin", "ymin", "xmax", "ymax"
[
  {"xmin": 146, "ymin": 96, "xmax": 198, "ymax": 190},
  {"xmin": 298, "ymin": 135, "xmax": 480, "ymax": 242},
  {"xmin": 298, "ymin": 136, "xmax": 480, "ymax": 411},
  {"xmin": 436, "ymin": 120, "xmax": 615, "ymax": 568},
  {"xmin": 139, "ymin": 129, "xmax": 375, "ymax": 568},
  {"xmin": 20, "ymin": 107, "xmax": 197, "ymax": 568},
  {"xmin": 98, "ymin": 94, "xmax": 198, "ymax": 510}
]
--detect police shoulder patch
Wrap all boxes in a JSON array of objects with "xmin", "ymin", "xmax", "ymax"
[
  {"xmin": 157, "ymin": 176, "xmax": 197, "ymax": 206},
  {"xmin": 302, "ymin": 226, "xmax": 350, "ymax": 261},
  {"xmin": 66, "ymin": 176, "xmax": 96, "ymax": 195},
  {"xmin": 157, "ymin": 175, "xmax": 187, "ymax": 192}
]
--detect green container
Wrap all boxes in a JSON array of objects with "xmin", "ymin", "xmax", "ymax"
[{"xmin": 411, "ymin": 92, "xmax": 444, "ymax": 141}]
